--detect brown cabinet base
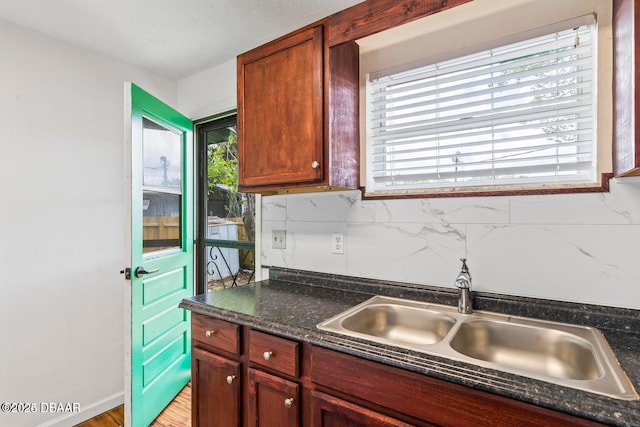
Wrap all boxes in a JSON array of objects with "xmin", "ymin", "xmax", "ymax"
[
  {"xmin": 191, "ymin": 347, "xmax": 241, "ymax": 427},
  {"xmin": 310, "ymin": 390, "xmax": 416, "ymax": 427},
  {"xmin": 189, "ymin": 313, "xmax": 604, "ymax": 427},
  {"xmin": 248, "ymin": 368, "xmax": 299, "ymax": 427},
  {"xmin": 311, "ymin": 346, "xmax": 606, "ymax": 427}
]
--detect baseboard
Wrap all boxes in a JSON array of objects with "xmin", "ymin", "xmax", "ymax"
[{"xmin": 36, "ymin": 391, "xmax": 124, "ymax": 427}]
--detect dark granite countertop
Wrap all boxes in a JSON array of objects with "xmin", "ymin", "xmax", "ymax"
[{"xmin": 180, "ymin": 268, "xmax": 640, "ymax": 427}]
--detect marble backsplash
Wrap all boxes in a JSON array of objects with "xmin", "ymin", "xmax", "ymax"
[{"xmin": 261, "ymin": 178, "xmax": 640, "ymax": 309}]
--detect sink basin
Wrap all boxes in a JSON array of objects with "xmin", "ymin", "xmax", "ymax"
[
  {"xmin": 340, "ymin": 304, "xmax": 456, "ymax": 346},
  {"xmin": 449, "ymin": 319, "xmax": 601, "ymax": 381},
  {"xmin": 317, "ymin": 295, "xmax": 638, "ymax": 401},
  {"xmin": 317, "ymin": 296, "xmax": 458, "ymax": 349}
]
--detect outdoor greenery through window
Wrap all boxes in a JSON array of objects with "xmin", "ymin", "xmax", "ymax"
[
  {"xmin": 366, "ymin": 17, "xmax": 597, "ymax": 195},
  {"xmin": 197, "ymin": 114, "xmax": 255, "ymax": 293}
]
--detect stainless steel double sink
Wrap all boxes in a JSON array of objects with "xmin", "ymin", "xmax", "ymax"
[{"xmin": 317, "ymin": 295, "xmax": 638, "ymax": 400}]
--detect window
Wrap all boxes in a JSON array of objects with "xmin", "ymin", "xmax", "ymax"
[{"xmin": 361, "ymin": 2, "xmax": 612, "ymax": 197}]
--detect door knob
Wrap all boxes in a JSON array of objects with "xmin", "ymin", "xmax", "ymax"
[
  {"xmin": 226, "ymin": 375, "xmax": 236, "ymax": 384},
  {"xmin": 311, "ymin": 160, "xmax": 320, "ymax": 169},
  {"xmin": 135, "ymin": 266, "xmax": 159, "ymax": 278},
  {"xmin": 284, "ymin": 398, "xmax": 294, "ymax": 408}
]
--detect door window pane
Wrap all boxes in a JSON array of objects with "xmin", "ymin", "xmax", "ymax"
[
  {"xmin": 143, "ymin": 191, "xmax": 181, "ymax": 252},
  {"xmin": 143, "ymin": 117, "xmax": 182, "ymax": 190},
  {"xmin": 142, "ymin": 117, "xmax": 183, "ymax": 253}
]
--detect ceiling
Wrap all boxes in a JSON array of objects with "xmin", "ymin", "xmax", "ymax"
[{"xmin": 0, "ymin": 0, "xmax": 363, "ymax": 79}]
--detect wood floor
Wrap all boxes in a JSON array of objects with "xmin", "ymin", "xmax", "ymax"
[
  {"xmin": 73, "ymin": 404, "xmax": 124, "ymax": 427},
  {"xmin": 74, "ymin": 383, "xmax": 191, "ymax": 427},
  {"xmin": 150, "ymin": 382, "xmax": 190, "ymax": 427}
]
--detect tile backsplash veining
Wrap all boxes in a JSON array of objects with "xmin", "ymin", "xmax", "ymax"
[{"xmin": 262, "ymin": 179, "xmax": 640, "ymax": 309}]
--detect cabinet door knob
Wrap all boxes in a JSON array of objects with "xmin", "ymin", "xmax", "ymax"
[
  {"xmin": 263, "ymin": 351, "xmax": 273, "ymax": 361},
  {"xmin": 205, "ymin": 330, "xmax": 215, "ymax": 337},
  {"xmin": 284, "ymin": 398, "xmax": 294, "ymax": 408},
  {"xmin": 226, "ymin": 375, "xmax": 236, "ymax": 385},
  {"xmin": 311, "ymin": 160, "xmax": 320, "ymax": 169}
]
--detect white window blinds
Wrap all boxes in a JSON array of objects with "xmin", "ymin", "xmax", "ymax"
[{"xmin": 366, "ymin": 20, "xmax": 596, "ymax": 194}]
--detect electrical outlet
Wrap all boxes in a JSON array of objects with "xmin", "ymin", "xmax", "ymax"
[
  {"xmin": 272, "ymin": 230, "xmax": 286, "ymax": 249},
  {"xmin": 332, "ymin": 233, "xmax": 344, "ymax": 254}
]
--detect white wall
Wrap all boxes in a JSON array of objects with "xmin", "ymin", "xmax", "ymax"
[
  {"xmin": 0, "ymin": 19, "xmax": 176, "ymax": 427},
  {"xmin": 181, "ymin": 51, "xmax": 640, "ymax": 311},
  {"xmin": 177, "ymin": 59, "xmax": 236, "ymax": 120}
]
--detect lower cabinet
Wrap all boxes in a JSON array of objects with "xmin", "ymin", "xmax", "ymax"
[
  {"xmin": 190, "ymin": 313, "xmax": 605, "ymax": 427},
  {"xmin": 311, "ymin": 346, "xmax": 606, "ymax": 427},
  {"xmin": 191, "ymin": 347, "xmax": 241, "ymax": 427},
  {"xmin": 310, "ymin": 390, "xmax": 414, "ymax": 427},
  {"xmin": 248, "ymin": 368, "xmax": 299, "ymax": 426},
  {"xmin": 191, "ymin": 314, "xmax": 302, "ymax": 427}
]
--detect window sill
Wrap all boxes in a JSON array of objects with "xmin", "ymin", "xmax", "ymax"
[{"xmin": 361, "ymin": 173, "xmax": 613, "ymax": 200}]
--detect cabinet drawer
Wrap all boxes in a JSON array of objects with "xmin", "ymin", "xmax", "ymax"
[
  {"xmin": 249, "ymin": 330, "xmax": 299, "ymax": 377},
  {"xmin": 192, "ymin": 314, "xmax": 240, "ymax": 355}
]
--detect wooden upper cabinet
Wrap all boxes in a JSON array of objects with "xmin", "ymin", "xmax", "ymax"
[
  {"xmin": 613, "ymin": 0, "xmax": 640, "ymax": 176},
  {"xmin": 238, "ymin": 25, "xmax": 324, "ymax": 190},
  {"xmin": 235, "ymin": 0, "xmax": 480, "ymax": 195},
  {"xmin": 237, "ymin": 22, "xmax": 360, "ymax": 194}
]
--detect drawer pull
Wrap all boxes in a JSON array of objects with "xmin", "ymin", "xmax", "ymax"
[
  {"xmin": 284, "ymin": 398, "xmax": 294, "ymax": 408},
  {"xmin": 205, "ymin": 330, "xmax": 215, "ymax": 337},
  {"xmin": 263, "ymin": 351, "xmax": 273, "ymax": 361},
  {"xmin": 226, "ymin": 375, "xmax": 236, "ymax": 385}
]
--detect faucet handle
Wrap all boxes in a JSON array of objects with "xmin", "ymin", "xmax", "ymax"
[{"xmin": 460, "ymin": 258, "xmax": 469, "ymax": 273}]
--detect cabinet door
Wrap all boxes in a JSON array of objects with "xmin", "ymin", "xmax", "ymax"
[
  {"xmin": 238, "ymin": 25, "xmax": 324, "ymax": 189},
  {"xmin": 192, "ymin": 347, "xmax": 241, "ymax": 427},
  {"xmin": 247, "ymin": 368, "xmax": 299, "ymax": 427},
  {"xmin": 310, "ymin": 391, "xmax": 415, "ymax": 427}
]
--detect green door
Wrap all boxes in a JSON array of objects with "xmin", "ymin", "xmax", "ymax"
[{"xmin": 125, "ymin": 83, "xmax": 193, "ymax": 426}]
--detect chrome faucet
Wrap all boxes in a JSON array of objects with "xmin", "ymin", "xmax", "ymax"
[{"xmin": 454, "ymin": 258, "xmax": 473, "ymax": 314}]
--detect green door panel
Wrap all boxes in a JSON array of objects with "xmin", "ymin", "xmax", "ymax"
[{"xmin": 128, "ymin": 83, "xmax": 193, "ymax": 427}]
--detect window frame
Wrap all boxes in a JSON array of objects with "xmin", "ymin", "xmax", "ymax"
[
  {"xmin": 358, "ymin": 1, "xmax": 613, "ymax": 200},
  {"xmin": 195, "ymin": 111, "xmax": 258, "ymax": 294}
]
